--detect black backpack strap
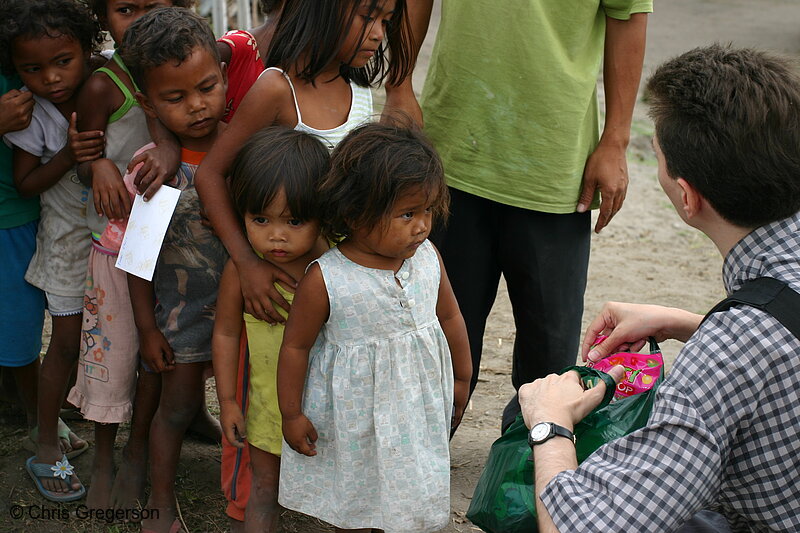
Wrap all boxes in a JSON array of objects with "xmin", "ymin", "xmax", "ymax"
[{"xmin": 702, "ymin": 277, "xmax": 800, "ymax": 339}]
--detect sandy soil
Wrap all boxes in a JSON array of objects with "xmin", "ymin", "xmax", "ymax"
[{"xmin": 1, "ymin": 1, "xmax": 799, "ymax": 532}]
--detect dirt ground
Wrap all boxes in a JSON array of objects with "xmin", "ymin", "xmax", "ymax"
[{"xmin": 2, "ymin": 1, "xmax": 799, "ymax": 532}]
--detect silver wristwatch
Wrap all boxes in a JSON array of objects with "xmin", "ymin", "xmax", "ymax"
[{"xmin": 527, "ymin": 422, "xmax": 575, "ymax": 447}]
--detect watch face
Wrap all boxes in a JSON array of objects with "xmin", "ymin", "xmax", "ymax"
[{"xmin": 530, "ymin": 422, "xmax": 551, "ymax": 442}]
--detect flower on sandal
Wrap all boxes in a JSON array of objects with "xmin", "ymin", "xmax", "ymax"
[{"xmin": 50, "ymin": 458, "xmax": 74, "ymax": 480}]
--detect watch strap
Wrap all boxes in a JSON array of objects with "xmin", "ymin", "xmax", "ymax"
[{"xmin": 550, "ymin": 424, "xmax": 575, "ymax": 443}]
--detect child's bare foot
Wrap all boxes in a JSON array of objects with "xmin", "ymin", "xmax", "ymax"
[
  {"xmin": 141, "ymin": 503, "xmax": 182, "ymax": 533},
  {"xmin": 229, "ymin": 518, "xmax": 245, "ymax": 533},
  {"xmin": 186, "ymin": 407, "xmax": 221, "ymax": 444},
  {"xmin": 110, "ymin": 447, "xmax": 147, "ymax": 510},
  {"xmin": 86, "ymin": 457, "xmax": 114, "ymax": 509}
]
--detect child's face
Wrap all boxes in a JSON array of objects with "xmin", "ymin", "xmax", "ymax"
[
  {"xmin": 12, "ymin": 33, "xmax": 89, "ymax": 105},
  {"xmin": 339, "ymin": 0, "xmax": 396, "ymax": 68},
  {"xmin": 244, "ymin": 188, "xmax": 320, "ymax": 265},
  {"xmin": 138, "ymin": 46, "xmax": 226, "ymax": 150},
  {"xmin": 351, "ymin": 185, "xmax": 433, "ymax": 261},
  {"xmin": 104, "ymin": 0, "xmax": 173, "ymax": 44}
]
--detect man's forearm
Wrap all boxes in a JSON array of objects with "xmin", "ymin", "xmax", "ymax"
[
  {"xmin": 600, "ymin": 13, "xmax": 648, "ymax": 148},
  {"xmin": 534, "ymin": 438, "xmax": 578, "ymax": 533}
]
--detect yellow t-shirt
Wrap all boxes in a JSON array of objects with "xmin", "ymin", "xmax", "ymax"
[{"xmin": 243, "ymin": 283, "xmax": 292, "ymax": 455}]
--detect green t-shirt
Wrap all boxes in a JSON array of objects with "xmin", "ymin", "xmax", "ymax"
[
  {"xmin": 421, "ymin": 0, "xmax": 653, "ymax": 213},
  {"xmin": 1, "ymin": 74, "xmax": 40, "ymax": 228}
]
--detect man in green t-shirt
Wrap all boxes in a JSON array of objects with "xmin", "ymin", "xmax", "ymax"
[{"xmin": 386, "ymin": 1, "xmax": 652, "ymax": 431}]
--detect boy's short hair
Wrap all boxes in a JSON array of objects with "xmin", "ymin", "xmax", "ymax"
[
  {"xmin": 0, "ymin": 0, "xmax": 104, "ymax": 75},
  {"xmin": 119, "ymin": 7, "xmax": 219, "ymax": 92},
  {"xmin": 647, "ymin": 45, "xmax": 800, "ymax": 228},
  {"xmin": 87, "ymin": 0, "xmax": 195, "ymax": 19}
]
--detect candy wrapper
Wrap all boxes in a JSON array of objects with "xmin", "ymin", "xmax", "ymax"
[{"xmin": 587, "ymin": 335, "xmax": 663, "ymax": 399}]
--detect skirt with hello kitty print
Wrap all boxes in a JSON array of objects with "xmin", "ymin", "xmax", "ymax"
[{"xmin": 67, "ymin": 238, "xmax": 138, "ymax": 423}]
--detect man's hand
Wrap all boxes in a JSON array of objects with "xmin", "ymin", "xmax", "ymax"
[
  {"xmin": 91, "ymin": 158, "xmax": 131, "ymax": 220},
  {"xmin": 0, "ymin": 89, "xmax": 33, "ymax": 135},
  {"xmin": 237, "ymin": 255, "xmax": 296, "ymax": 324},
  {"xmin": 220, "ymin": 399, "xmax": 247, "ymax": 448},
  {"xmin": 581, "ymin": 302, "xmax": 703, "ymax": 363},
  {"xmin": 138, "ymin": 327, "xmax": 175, "ymax": 373},
  {"xmin": 128, "ymin": 143, "xmax": 181, "ymax": 200},
  {"xmin": 577, "ymin": 141, "xmax": 629, "ymax": 233},
  {"xmin": 67, "ymin": 112, "xmax": 104, "ymax": 164},
  {"xmin": 282, "ymin": 413, "xmax": 318, "ymax": 456},
  {"xmin": 519, "ymin": 365, "xmax": 626, "ymax": 431}
]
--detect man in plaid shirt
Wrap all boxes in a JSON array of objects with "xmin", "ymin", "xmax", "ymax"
[{"xmin": 519, "ymin": 45, "xmax": 800, "ymax": 532}]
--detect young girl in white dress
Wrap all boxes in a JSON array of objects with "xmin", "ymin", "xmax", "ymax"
[{"xmin": 277, "ymin": 123, "xmax": 472, "ymax": 533}]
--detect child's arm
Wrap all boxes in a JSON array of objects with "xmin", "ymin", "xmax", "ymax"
[
  {"xmin": 75, "ymin": 73, "xmax": 130, "ymax": 220},
  {"xmin": 126, "ymin": 115, "xmax": 181, "ymax": 200},
  {"xmin": 11, "ymin": 114, "xmax": 88, "ymax": 197},
  {"xmin": 212, "ymin": 260, "xmax": 247, "ymax": 448},
  {"xmin": 127, "ymin": 273, "xmax": 175, "ymax": 373},
  {"xmin": 380, "ymin": 0, "xmax": 434, "ymax": 125},
  {"xmin": 195, "ymin": 73, "xmax": 295, "ymax": 324},
  {"xmin": 433, "ymin": 246, "xmax": 472, "ymax": 432},
  {"xmin": 67, "ymin": 111, "xmax": 105, "ymax": 163},
  {"xmin": 277, "ymin": 263, "xmax": 330, "ymax": 457}
]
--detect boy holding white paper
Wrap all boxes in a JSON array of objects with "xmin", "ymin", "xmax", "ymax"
[{"xmin": 116, "ymin": 8, "xmax": 229, "ymax": 532}]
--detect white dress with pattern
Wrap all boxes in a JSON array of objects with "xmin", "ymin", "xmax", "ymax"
[{"xmin": 278, "ymin": 240, "xmax": 454, "ymax": 532}]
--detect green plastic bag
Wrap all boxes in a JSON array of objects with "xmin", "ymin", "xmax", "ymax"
[{"xmin": 466, "ymin": 339, "xmax": 664, "ymax": 533}]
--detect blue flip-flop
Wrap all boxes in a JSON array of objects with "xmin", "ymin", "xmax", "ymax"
[{"xmin": 25, "ymin": 455, "xmax": 86, "ymax": 502}]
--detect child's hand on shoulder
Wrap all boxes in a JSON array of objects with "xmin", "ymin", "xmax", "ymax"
[
  {"xmin": 219, "ymin": 399, "xmax": 247, "ymax": 449},
  {"xmin": 238, "ymin": 256, "xmax": 296, "ymax": 324},
  {"xmin": 67, "ymin": 112, "xmax": 104, "ymax": 164},
  {"xmin": 91, "ymin": 158, "xmax": 131, "ymax": 221},
  {"xmin": 138, "ymin": 327, "xmax": 175, "ymax": 373},
  {"xmin": 128, "ymin": 143, "xmax": 181, "ymax": 200},
  {"xmin": 282, "ymin": 413, "xmax": 318, "ymax": 456}
]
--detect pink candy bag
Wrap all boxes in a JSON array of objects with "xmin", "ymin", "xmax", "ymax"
[{"xmin": 587, "ymin": 336, "xmax": 664, "ymax": 399}]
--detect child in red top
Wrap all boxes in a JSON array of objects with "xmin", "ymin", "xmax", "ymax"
[{"xmin": 217, "ymin": 0, "xmax": 285, "ymax": 123}]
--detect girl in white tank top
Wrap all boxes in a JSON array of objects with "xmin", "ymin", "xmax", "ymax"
[{"xmin": 195, "ymin": 0, "xmax": 416, "ymax": 325}]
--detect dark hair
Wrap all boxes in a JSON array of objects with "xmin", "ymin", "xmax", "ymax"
[
  {"xmin": 0, "ymin": 0, "xmax": 104, "ymax": 76},
  {"xmin": 230, "ymin": 127, "xmax": 330, "ymax": 222},
  {"xmin": 319, "ymin": 122, "xmax": 448, "ymax": 240},
  {"xmin": 259, "ymin": 0, "xmax": 283, "ymax": 15},
  {"xmin": 87, "ymin": 0, "xmax": 195, "ymax": 20},
  {"xmin": 647, "ymin": 44, "xmax": 800, "ymax": 228},
  {"xmin": 265, "ymin": 0, "xmax": 413, "ymax": 87},
  {"xmin": 119, "ymin": 7, "xmax": 219, "ymax": 92}
]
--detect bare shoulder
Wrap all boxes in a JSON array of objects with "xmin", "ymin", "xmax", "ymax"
[
  {"xmin": 234, "ymin": 69, "xmax": 295, "ymax": 127},
  {"xmin": 80, "ymin": 67, "xmax": 125, "ymax": 109}
]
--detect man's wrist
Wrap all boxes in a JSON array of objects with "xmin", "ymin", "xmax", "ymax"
[{"xmin": 528, "ymin": 422, "xmax": 575, "ymax": 447}]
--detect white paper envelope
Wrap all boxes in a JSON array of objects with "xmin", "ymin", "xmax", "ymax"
[{"xmin": 115, "ymin": 185, "xmax": 182, "ymax": 281}]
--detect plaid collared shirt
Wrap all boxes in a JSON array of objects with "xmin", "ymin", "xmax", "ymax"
[{"xmin": 541, "ymin": 213, "xmax": 800, "ymax": 532}]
